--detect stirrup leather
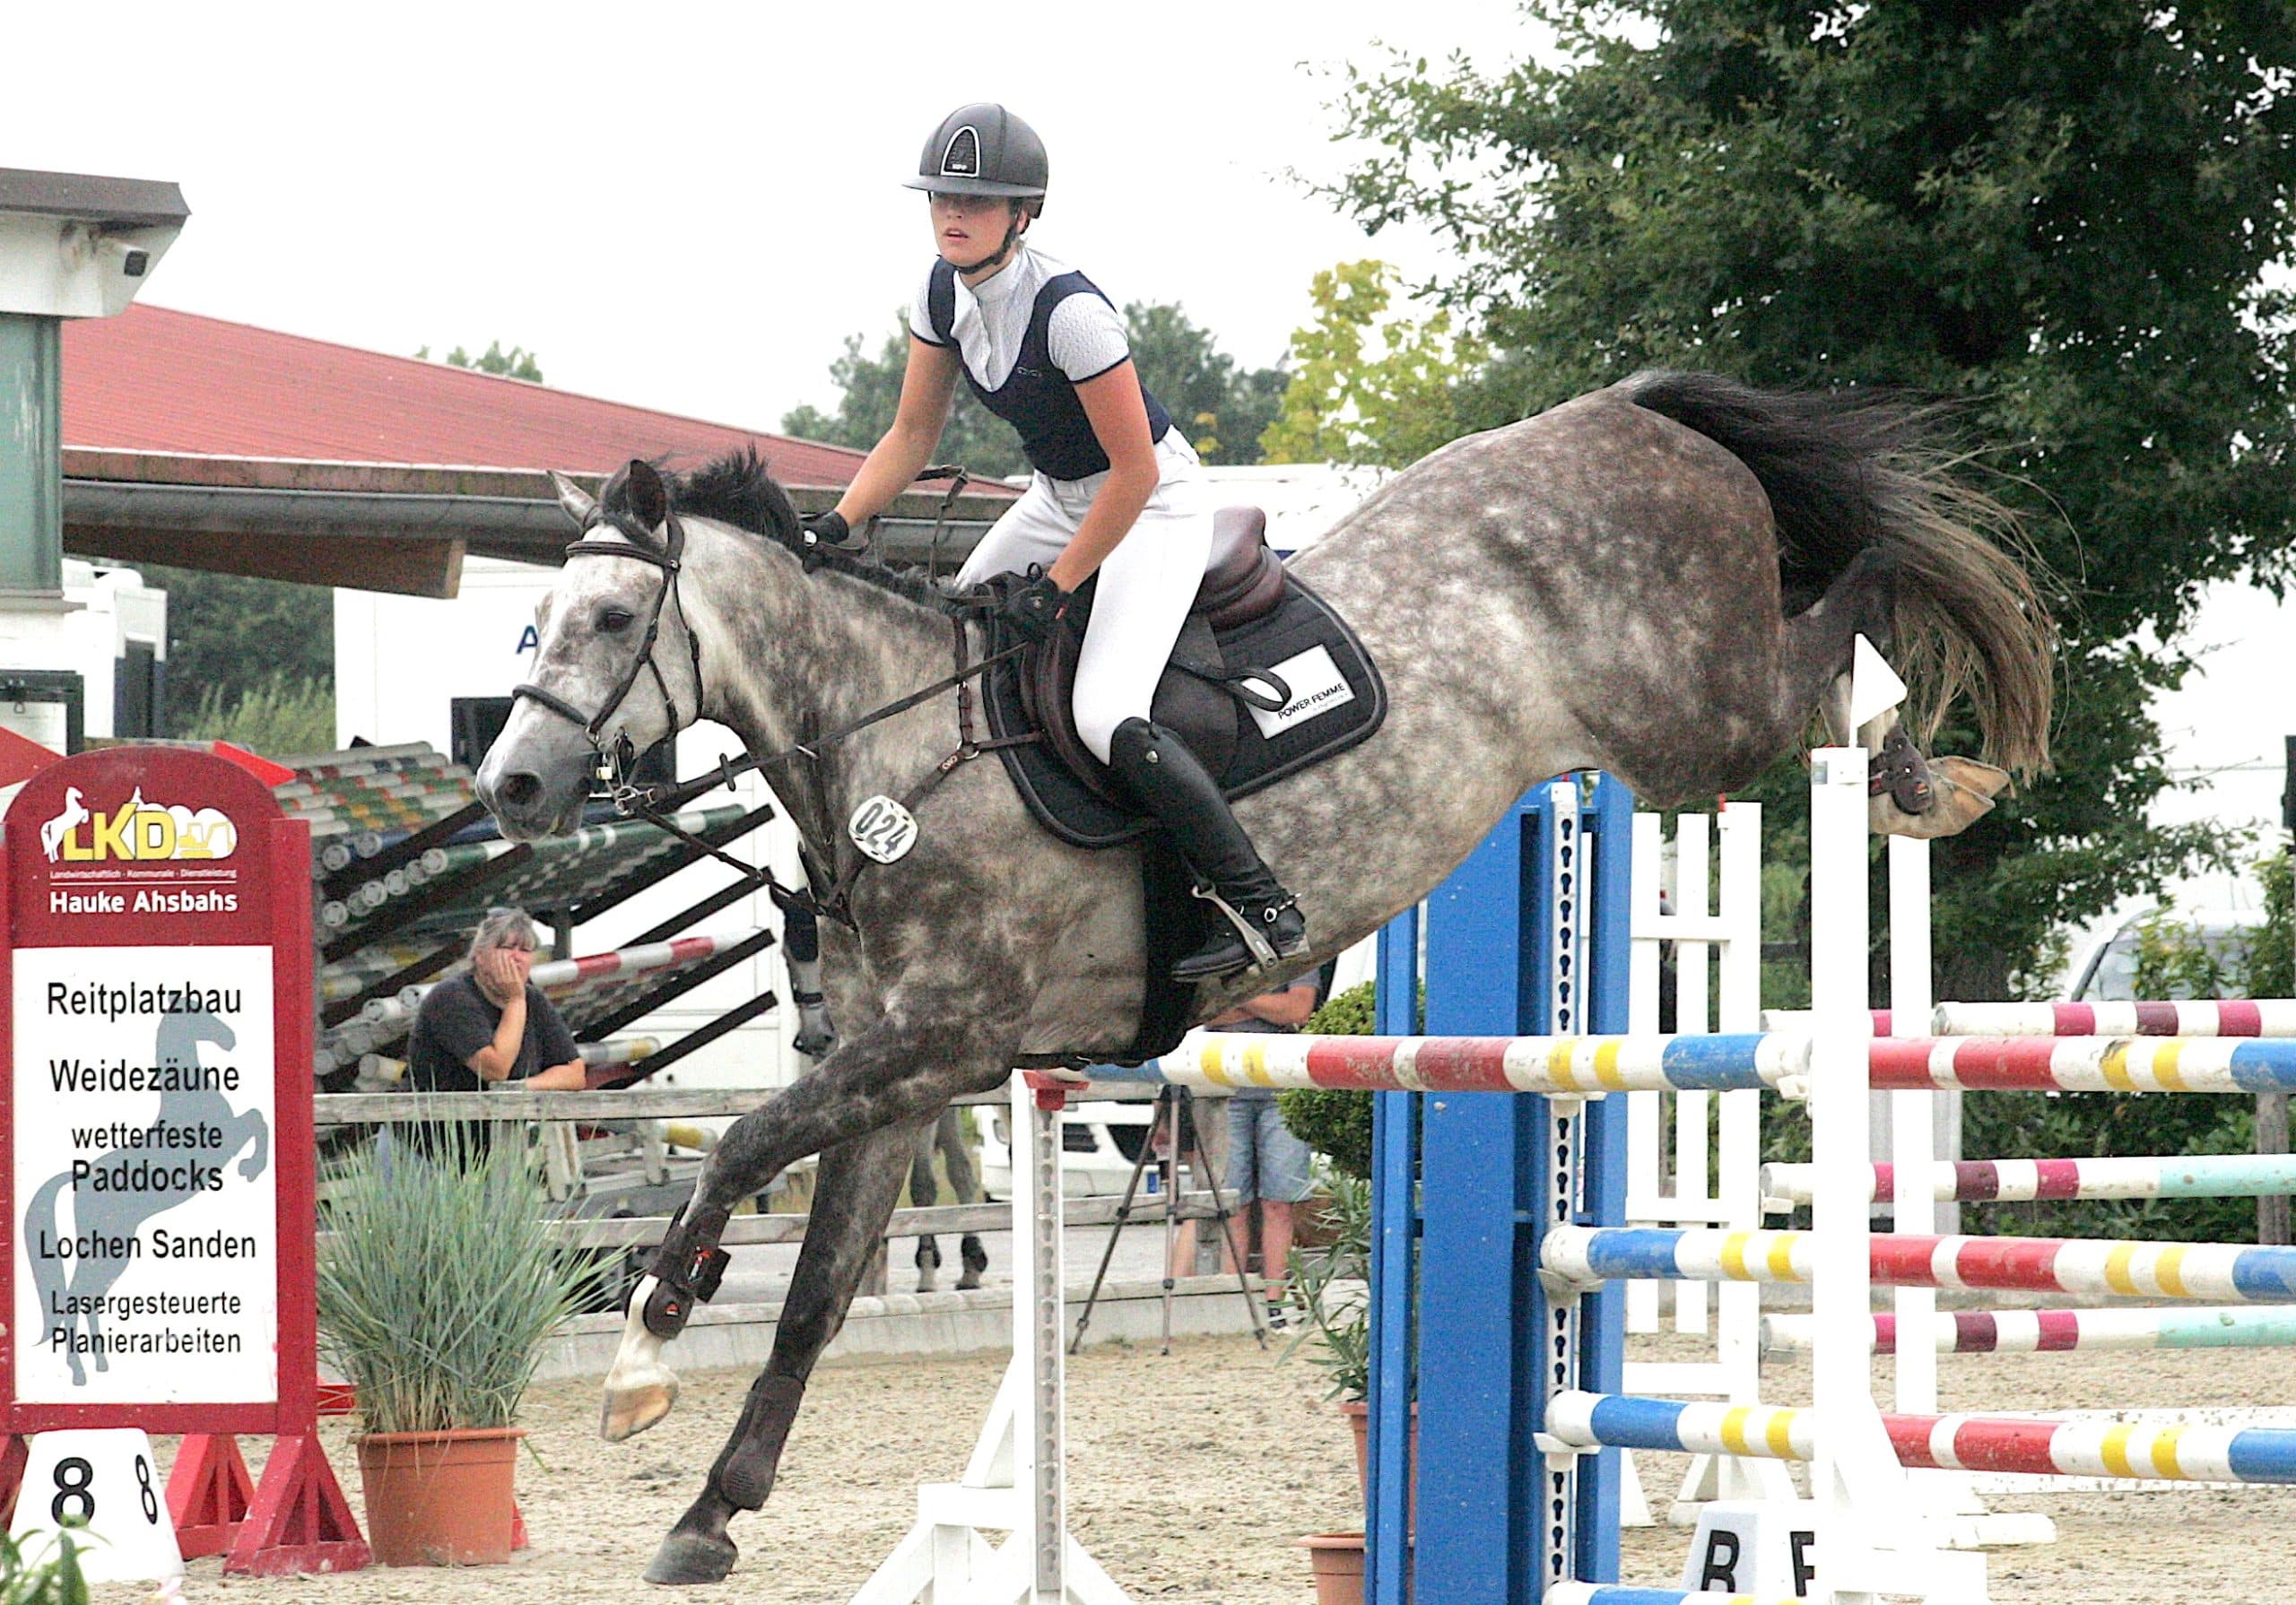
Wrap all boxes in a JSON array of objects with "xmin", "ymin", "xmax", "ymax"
[{"xmin": 1187, "ymin": 885, "xmax": 1298, "ymax": 974}]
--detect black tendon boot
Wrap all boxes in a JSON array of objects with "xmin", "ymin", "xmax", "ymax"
[
  {"xmin": 639, "ymin": 1200, "xmax": 733, "ymax": 1339},
  {"xmin": 1106, "ymin": 717, "xmax": 1309, "ymax": 982}
]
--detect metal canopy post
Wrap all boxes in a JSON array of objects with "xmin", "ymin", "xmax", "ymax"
[{"xmin": 0, "ymin": 314, "xmax": 61, "ymax": 595}]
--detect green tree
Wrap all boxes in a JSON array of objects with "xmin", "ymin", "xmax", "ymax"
[
  {"xmin": 781, "ymin": 301, "xmax": 1287, "ymax": 475},
  {"xmin": 415, "ymin": 340, "xmax": 544, "ymax": 383},
  {"xmin": 782, "ymin": 320, "xmax": 1027, "ymax": 477},
  {"xmin": 1323, "ymin": 3, "xmax": 2296, "ymax": 1002},
  {"xmin": 1120, "ymin": 301, "xmax": 1288, "ymax": 464},
  {"xmin": 1259, "ymin": 259, "xmax": 1491, "ymax": 469},
  {"xmin": 100, "ymin": 563, "xmax": 332, "ymax": 741}
]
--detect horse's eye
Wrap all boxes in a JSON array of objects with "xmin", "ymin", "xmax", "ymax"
[{"xmin": 598, "ymin": 607, "xmax": 634, "ymax": 634}]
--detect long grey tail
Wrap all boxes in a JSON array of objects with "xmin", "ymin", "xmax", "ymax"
[{"xmin": 1623, "ymin": 369, "xmax": 2054, "ymax": 775}]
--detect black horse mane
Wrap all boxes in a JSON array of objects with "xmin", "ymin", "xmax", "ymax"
[{"xmin": 604, "ymin": 447, "xmax": 965, "ymax": 616}]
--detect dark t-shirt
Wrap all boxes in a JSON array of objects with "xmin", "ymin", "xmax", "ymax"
[{"xmin": 400, "ymin": 975, "xmax": 578, "ymax": 1159}]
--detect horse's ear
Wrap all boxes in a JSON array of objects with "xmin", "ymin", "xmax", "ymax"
[
  {"xmin": 624, "ymin": 460, "xmax": 671, "ymax": 533},
  {"xmin": 549, "ymin": 471, "xmax": 596, "ymax": 527}
]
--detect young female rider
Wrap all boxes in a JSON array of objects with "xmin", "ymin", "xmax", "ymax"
[{"xmin": 814, "ymin": 102, "xmax": 1307, "ymax": 983}]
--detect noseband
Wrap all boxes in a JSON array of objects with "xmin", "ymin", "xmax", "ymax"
[{"xmin": 511, "ymin": 509, "xmax": 705, "ymax": 781}]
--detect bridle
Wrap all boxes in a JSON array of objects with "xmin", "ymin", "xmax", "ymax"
[
  {"xmin": 509, "ymin": 495, "xmax": 1032, "ymax": 927},
  {"xmin": 511, "ymin": 508, "xmax": 704, "ymax": 782}
]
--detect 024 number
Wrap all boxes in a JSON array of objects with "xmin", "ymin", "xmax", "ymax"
[{"xmin": 848, "ymin": 795, "xmax": 919, "ymax": 864}]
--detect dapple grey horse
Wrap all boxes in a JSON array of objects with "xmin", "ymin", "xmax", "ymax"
[{"xmin": 475, "ymin": 371, "xmax": 2051, "ymax": 1583}]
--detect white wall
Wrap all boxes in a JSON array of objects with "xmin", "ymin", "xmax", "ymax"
[
  {"xmin": 335, "ymin": 559, "xmax": 805, "ymax": 1092},
  {"xmin": 0, "ymin": 560, "xmax": 166, "ymax": 750},
  {"xmin": 1198, "ymin": 463, "xmax": 1389, "ymax": 555}
]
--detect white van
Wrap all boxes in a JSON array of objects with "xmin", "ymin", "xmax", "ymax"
[{"xmin": 977, "ymin": 1097, "xmax": 1160, "ymax": 1200}]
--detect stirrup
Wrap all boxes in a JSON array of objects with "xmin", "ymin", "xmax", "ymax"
[{"xmin": 1183, "ymin": 887, "xmax": 1301, "ymax": 976}]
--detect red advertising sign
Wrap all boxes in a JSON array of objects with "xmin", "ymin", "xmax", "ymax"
[{"xmin": 2, "ymin": 746, "xmax": 316, "ymax": 1436}]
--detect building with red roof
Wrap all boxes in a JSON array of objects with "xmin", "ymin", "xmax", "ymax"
[
  {"xmin": 57, "ymin": 306, "xmax": 1009, "ymax": 596},
  {"xmin": 63, "ymin": 306, "xmax": 871, "ymax": 484}
]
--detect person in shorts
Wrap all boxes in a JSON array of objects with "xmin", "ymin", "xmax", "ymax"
[{"xmin": 1215, "ymin": 974, "xmax": 1320, "ymax": 1326}]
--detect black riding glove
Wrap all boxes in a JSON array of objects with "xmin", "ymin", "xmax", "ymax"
[
  {"xmin": 996, "ymin": 568, "xmax": 1072, "ymax": 645},
  {"xmin": 800, "ymin": 509, "xmax": 852, "ymax": 549}
]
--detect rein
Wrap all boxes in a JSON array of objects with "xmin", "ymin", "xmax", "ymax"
[{"xmin": 509, "ymin": 502, "xmax": 1032, "ymax": 927}]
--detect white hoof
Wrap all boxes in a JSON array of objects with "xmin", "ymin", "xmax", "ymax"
[
  {"xmin": 601, "ymin": 1368, "xmax": 679, "ymax": 1443},
  {"xmin": 601, "ymin": 1274, "xmax": 683, "ymax": 1443}
]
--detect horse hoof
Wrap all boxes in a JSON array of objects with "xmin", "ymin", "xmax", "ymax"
[
  {"xmin": 644, "ymin": 1532, "xmax": 737, "ymax": 1586},
  {"xmin": 602, "ymin": 1373, "xmax": 680, "ymax": 1443},
  {"xmin": 1870, "ymin": 757, "xmax": 2011, "ymax": 840}
]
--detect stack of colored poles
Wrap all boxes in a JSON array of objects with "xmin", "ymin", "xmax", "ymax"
[{"xmin": 318, "ymin": 929, "xmax": 760, "ymax": 1067}]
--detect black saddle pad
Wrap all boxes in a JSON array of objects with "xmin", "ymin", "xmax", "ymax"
[{"xmin": 983, "ymin": 568, "xmax": 1386, "ymax": 849}]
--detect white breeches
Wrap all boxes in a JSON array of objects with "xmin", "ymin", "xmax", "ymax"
[{"xmin": 953, "ymin": 433, "xmax": 1215, "ymax": 763}]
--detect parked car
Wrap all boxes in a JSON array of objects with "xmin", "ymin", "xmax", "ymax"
[
  {"xmin": 978, "ymin": 1097, "xmax": 1158, "ymax": 1200},
  {"xmin": 2065, "ymin": 907, "xmax": 2270, "ymax": 1001}
]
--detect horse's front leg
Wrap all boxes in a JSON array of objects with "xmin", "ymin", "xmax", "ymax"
[
  {"xmin": 600, "ymin": 1011, "xmax": 1004, "ymax": 1441},
  {"xmin": 644, "ymin": 1115, "xmax": 929, "ymax": 1585}
]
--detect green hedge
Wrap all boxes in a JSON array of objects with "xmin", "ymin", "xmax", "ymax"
[{"xmin": 1277, "ymin": 982, "xmax": 1378, "ymax": 1179}]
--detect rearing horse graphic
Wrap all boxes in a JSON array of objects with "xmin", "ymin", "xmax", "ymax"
[{"xmin": 23, "ymin": 1009, "xmax": 270, "ymax": 1384}]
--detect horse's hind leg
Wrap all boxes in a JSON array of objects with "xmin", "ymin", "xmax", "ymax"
[
  {"xmin": 644, "ymin": 1117, "xmax": 927, "ymax": 1586},
  {"xmin": 910, "ymin": 1129, "xmax": 943, "ymax": 1293},
  {"xmin": 1777, "ymin": 551, "xmax": 2008, "ymax": 838}
]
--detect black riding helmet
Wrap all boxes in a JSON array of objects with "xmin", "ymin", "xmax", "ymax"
[{"xmin": 905, "ymin": 103, "xmax": 1049, "ymax": 214}]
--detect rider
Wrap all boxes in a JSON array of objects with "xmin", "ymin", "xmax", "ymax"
[{"xmin": 813, "ymin": 102, "xmax": 1307, "ymax": 982}]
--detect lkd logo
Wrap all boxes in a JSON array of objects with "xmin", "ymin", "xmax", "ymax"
[{"xmin": 39, "ymin": 785, "xmax": 239, "ymax": 863}]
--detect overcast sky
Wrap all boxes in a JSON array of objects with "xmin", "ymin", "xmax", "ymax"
[{"xmin": 6, "ymin": 1, "xmax": 1544, "ymax": 435}]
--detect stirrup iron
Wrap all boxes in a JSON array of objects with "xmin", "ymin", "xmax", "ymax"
[{"xmin": 1187, "ymin": 884, "xmax": 1294, "ymax": 974}]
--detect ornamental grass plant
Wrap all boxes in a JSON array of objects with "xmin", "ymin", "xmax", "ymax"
[
  {"xmin": 0, "ymin": 1530, "xmax": 87, "ymax": 1605},
  {"xmin": 317, "ymin": 1127, "xmax": 603, "ymax": 1434}
]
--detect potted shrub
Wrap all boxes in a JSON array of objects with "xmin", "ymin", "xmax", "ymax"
[{"xmin": 317, "ymin": 1128, "xmax": 601, "ymax": 1566}]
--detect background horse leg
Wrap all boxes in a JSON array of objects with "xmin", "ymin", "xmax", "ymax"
[
  {"xmin": 910, "ymin": 1128, "xmax": 943, "ymax": 1293},
  {"xmin": 645, "ymin": 1116, "xmax": 929, "ymax": 1586},
  {"xmin": 934, "ymin": 1106, "xmax": 989, "ymax": 1289}
]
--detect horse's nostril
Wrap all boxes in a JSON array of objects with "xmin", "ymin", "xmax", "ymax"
[{"xmin": 498, "ymin": 772, "xmax": 543, "ymax": 808}]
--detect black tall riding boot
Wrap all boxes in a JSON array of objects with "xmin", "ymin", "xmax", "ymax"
[{"xmin": 1106, "ymin": 717, "xmax": 1309, "ymax": 982}]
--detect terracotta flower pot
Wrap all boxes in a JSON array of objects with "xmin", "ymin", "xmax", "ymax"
[
  {"xmin": 1297, "ymin": 1531, "xmax": 1365, "ymax": 1605},
  {"xmin": 1341, "ymin": 1400, "xmax": 1418, "ymax": 1526},
  {"xmin": 355, "ymin": 1427, "xmax": 524, "ymax": 1566}
]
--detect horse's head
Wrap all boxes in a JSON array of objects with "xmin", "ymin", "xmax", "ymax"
[
  {"xmin": 477, "ymin": 460, "xmax": 703, "ymax": 838},
  {"xmin": 157, "ymin": 1009, "xmax": 235, "ymax": 1068}
]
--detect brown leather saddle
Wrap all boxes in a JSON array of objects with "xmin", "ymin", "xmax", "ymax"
[
  {"xmin": 1021, "ymin": 507, "xmax": 1290, "ymax": 802},
  {"xmin": 983, "ymin": 506, "xmax": 1383, "ymax": 851}
]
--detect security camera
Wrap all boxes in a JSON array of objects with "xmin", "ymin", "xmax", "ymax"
[{"xmin": 99, "ymin": 236, "xmax": 150, "ymax": 278}]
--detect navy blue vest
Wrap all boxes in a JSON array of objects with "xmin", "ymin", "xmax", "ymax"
[{"xmin": 927, "ymin": 258, "xmax": 1172, "ymax": 482}]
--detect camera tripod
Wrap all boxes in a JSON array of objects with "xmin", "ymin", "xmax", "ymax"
[{"xmin": 1068, "ymin": 1085, "xmax": 1269, "ymax": 1355}]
